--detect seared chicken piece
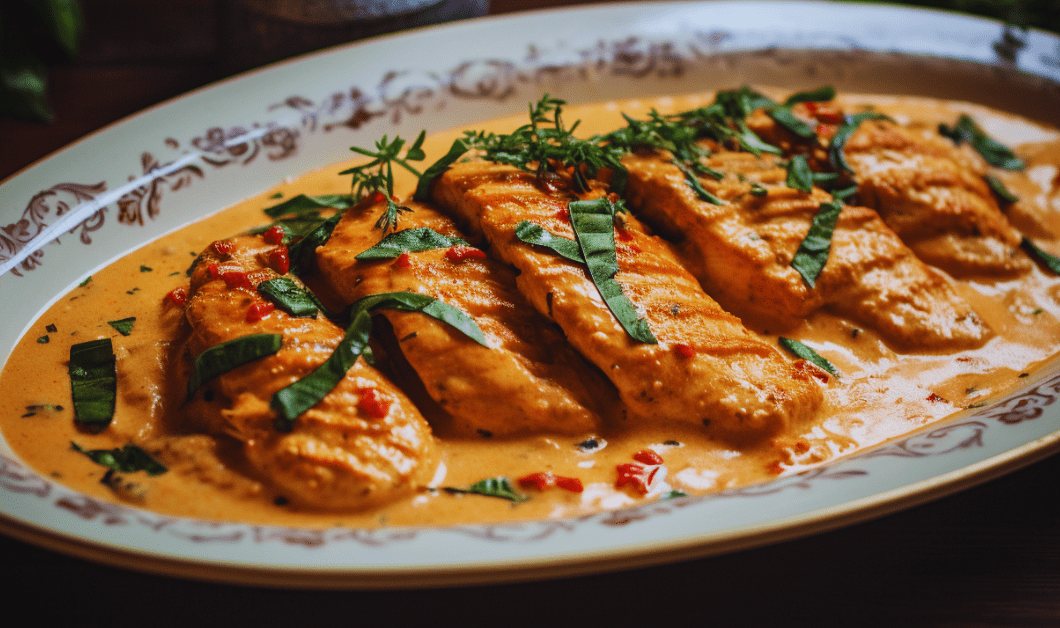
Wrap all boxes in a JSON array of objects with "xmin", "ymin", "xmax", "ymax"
[
  {"xmin": 622, "ymin": 148, "xmax": 992, "ymax": 349},
  {"xmin": 748, "ymin": 104, "xmax": 1031, "ymax": 277},
  {"xmin": 316, "ymin": 198, "xmax": 609, "ymax": 437},
  {"xmin": 431, "ymin": 160, "xmax": 823, "ymax": 442},
  {"xmin": 184, "ymin": 235, "xmax": 436, "ymax": 510}
]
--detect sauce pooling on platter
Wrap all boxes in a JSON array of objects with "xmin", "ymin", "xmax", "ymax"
[{"xmin": 3, "ymin": 87, "xmax": 1060, "ymax": 528}]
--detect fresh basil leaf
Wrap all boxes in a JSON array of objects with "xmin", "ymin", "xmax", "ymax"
[
  {"xmin": 271, "ymin": 310, "xmax": 372, "ymax": 426},
  {"xmin": 569, "ymin": 198, "xmax": 657, "ymax": 344},
  {"xmin": 350, "ymin": 292, "xmax": 487, "ymax": 347},
  {"xmin": 767, "ymin": 106, "xmax": 817, "ymax": 139},
  {"xmin": 257, "ymin": 277, "xmax": 320, "ymax": 318},
  {"xmin": 248, "ymin": 216, "xmax": 318, "ymax": 240},
  {"xmin": 828, "ymin": 112, "xmax": 893, "ymax": 174},
  {"xmin": 414, "ymin": 138, "xmax": 470, "ymax": 202},
  {"xmin": 355, "ymin": 227, "xmax": 469, "ymax": 260},
  {"xmin": 444, "ymin": 477, "xmax": 527, "ymax": 502},
  {"xmin": 263, "ymin": 194, "xmax": 354, "ymax": 218},
  {"xmin": 831, "ymin": 184, "xmax": 859, "ymax": 202},
  {"xmin": 985, "ymin": 175, "xmax": 1019, "ymax": 204},
  {"xmin": 791, "ymin": 200, "xmax": 843, "ymax": 288},
  {"xmin": 733, "ymin": 120, "xmax": 783, "ymax": 157},
  {"xmin": 71, "ymin": 442, "xmax": 167, "ymax": 476},
  {"xmin": 187, "ymin": 333, "xmax": 283, "ymax": 399},
  {"xmin": 939, "ymin": 114, "xmax": 1024, "ymax": 170},
  {"xmin": 69, "ymin": 339, "xmax": 116, "ymax": 429},
  {"xmin": 779, "ymin": 337, "xmax": 838, "ymax": 375},
  {"xmin": 515, "ymin": 221, "xmax": 585, "ymax": 263},
  {"xmin": 288, "ymin": 210, "xmax": 344, "ymax": 275},
  {"xmin": 1020, "ymin": 237, "xmax": 1060, "ymax": 274},
  {"xmin": 785, "ymin": 155, "xmax": 814, "ymax": 193},
  {"xmin": 270, "ymin": 290, "xmax": 487, "ymax": 425},
  {"xmin": 106, "ymin": 317, "xmax": 136, "ymax": 336},
  {"xmin": 783, "ymin": 86, "xmax": 836, "ymax": 105},
  {"xmin": 677, "ymin": 163, "xmax": 723, "ymax": 205}
]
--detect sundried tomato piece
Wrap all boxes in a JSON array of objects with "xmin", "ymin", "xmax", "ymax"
[
  {"xmin": 356, "ymin": 387, "xmax": 391, "ymax": 419},
  {"xmin": 673, "ymin": 343, "xmax": 695, "ymax": 359},
  {"xmin": 632, "ymin": 449, "xmax": 664, "ymax": 465},
  {"xmin": 262, "ymin": 226, "xmax": 286, "ymax": 245},
  {"xmin": 445, "ymin": 245, "xmax": 487, "ymax": 262},
  {"xmin": 615, "ymin": 462, "xmax": 657, "ymax": 494},
  {"xmin": 221, "ymin": 270, "xmax": 252, "ymax": 291},
  {"xmin": 267, "ymin": 247, "xmax": 290, "ymax": 275},
  {"xmin": 164, "ymin": 287, "xmax": 187, "ymax": 306},
  {"xmin": 211, "ymin": 239, "xmax": 235, "ymax": 256},
  {"xmin": 246, "ymin": 301, "xmax": 275, "ymax": 323}
]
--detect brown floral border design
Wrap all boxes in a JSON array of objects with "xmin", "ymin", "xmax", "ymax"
[
  {"xmin": 1, "ymin": 31, "xmax": 726, "ymax": 276},
  {"xmin": 1, "ymin": 370, "xmax": 1057, "ymax": 550}
]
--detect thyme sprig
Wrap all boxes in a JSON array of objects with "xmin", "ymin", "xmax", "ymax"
[
  {"xmin": 339, "ymin": 131, "xmax": 428, "ymax": 231},
  {"xmin": 460, "ymin": 95, "xmax": 629, "ymax": 193}
]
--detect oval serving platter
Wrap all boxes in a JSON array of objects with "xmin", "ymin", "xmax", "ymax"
[{"xmin": 1, "ymin": 1, "xmax": 1059, "ymax": 588}]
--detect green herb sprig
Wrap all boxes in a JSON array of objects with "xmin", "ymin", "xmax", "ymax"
[
  {"xmin": 444, "ymin": 477, "xmax": 527, "ymax": 502},
  {"xmin": 339, "ymin": 132, "xmax": 428, "ymax": 231}
]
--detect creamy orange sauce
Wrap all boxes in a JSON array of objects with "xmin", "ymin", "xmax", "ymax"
[{"xmin": 3, "ymin": 90, "xmax": 1060, "ymax": 528}]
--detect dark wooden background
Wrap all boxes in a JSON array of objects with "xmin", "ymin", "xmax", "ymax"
[{"xmin": 2, "ymin": 2, "xmax": 1059, "ymax": 626}]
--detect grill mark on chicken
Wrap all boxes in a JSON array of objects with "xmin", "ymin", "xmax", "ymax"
[
  {"xmin": 622, "ymin": 147, "xmax": 993, "ymax": 350},
  {"xmin": 316, "ymin": 199, "xmax": 610, "ymax": 437},
  {"xmin": 430, "ymin": 159, "xmax": 824, "ymax": 443},
  {"xmin": 184, "ymin": 235, "xmax": 436, "ymax": 510},
  {"xmin": 747, "ymin": 105, "xmax": 1031, "ymax": 277}
]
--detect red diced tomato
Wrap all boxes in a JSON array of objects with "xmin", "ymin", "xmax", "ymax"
[
  {"xmin": 445, "ymin": 245, "xmax": 487, "ymax": 262},
  {"xmin": 518, "ymin": 472, "xmax": 584, "ymax": 493},
  {"xmin": 370, "ymin": 191, "xmax": 387, "ymax": 204},
  {"xmin": 211, "ymin": 239, "xmax": 235, "ymax": 256},
  {"xmin": 164, "ymin": 287, "xmax": 187, "ymax": 306},
  {"xmin": 518, "ymin": 472, "xmax": 555, "ymax": 490},
  {"xmin": 357, "ymin": 388, "xmax": 391, "ymax": 419},
  {"xmin": 816, "ymin": 123, "xmax": 838, "ymax": 139},
  {"xmin": 263, "ymin": 226, "xmax": 285, "ymax": 245},
  {"xmin": 926, "ymin": 392, "xmax": 946, "ymax": 403},
  {"xmin": 246, "ymin": 301, "xmax": 275, "ymax": 323},
  {"xmin": 221, "ymin": 270, "xmax": 252, "ymax": 290},
  {"xmin": 554, "ymin": 475, "xmax": 584, "ymax": 493},
  {"xmin": 674, "ymin": 343, "xmax": 695, "ymax": 359},
  {"xmin": 632, "ymin": 449, "xmax": 664, "ymax": 465},
  {"xmin": 267, "ymin": 247, "xmax": 290, "ymax": 275},
  {"xmin": 394, "ymin": 252, "xmax": 411, "ymax": 268},
  {"xmin": 615, "ymin": 462, "xmax": 657, "ymax": 494},
  {"xmin": 555, "ymin": 207, "xmax": 571, "ymax": 222}
]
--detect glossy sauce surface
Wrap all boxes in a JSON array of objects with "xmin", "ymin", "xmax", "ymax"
[{"xmin": 2, "ymin": 90, "xmax": 1059, "ymax": 528}]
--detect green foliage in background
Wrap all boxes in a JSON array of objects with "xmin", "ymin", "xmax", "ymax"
[{"xmin": 0, "ymin": 0, "xmax": 83, "ymax": 122}]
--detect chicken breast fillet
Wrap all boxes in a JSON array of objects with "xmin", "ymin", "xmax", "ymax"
[
  {"xmin": 431, "ymin": 160, "xmax": 824, "ymax": 442},
  {"xmin": 621, "ymin": 147, "xmax": 992, "ymax": 350},
  {"xmin": 316, "ymin": 198, "xmax": 609, "ymax": 437},
  {"xmin": 748, "ymin": 104, "xmax": 1031, "ymax": 277},
  {"xmin": 184, "ymin": 234, "xmax": 436, "ymax": 510}
]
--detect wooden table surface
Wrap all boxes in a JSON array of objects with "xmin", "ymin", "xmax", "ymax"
[{"xmin": 2, "ymin": 2, "xmax": 1059, "ymax": 625}]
